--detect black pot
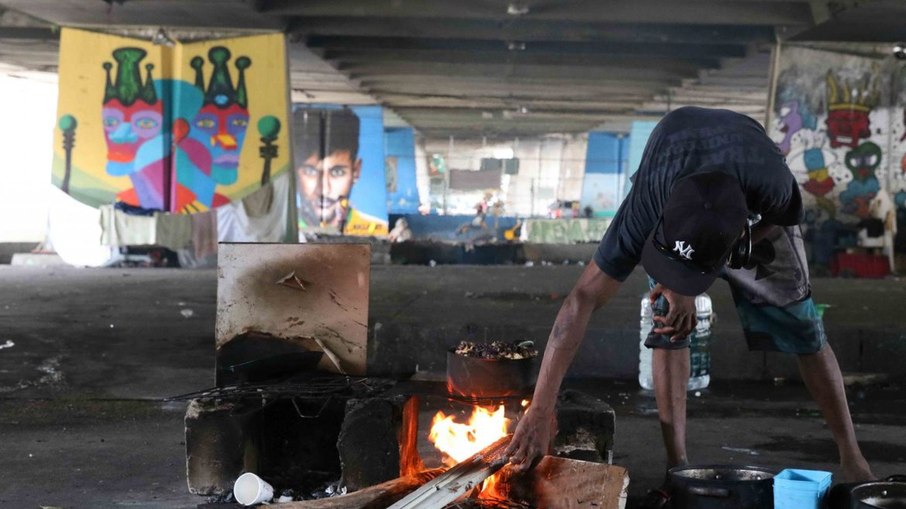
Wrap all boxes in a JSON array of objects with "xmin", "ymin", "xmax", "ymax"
[
  {"xmin": 668, "ymin": 464, "xmax": 776, "ymax": 509},
  {"xmin": 446, "ymin": 350, "xmax": 536, "ymax": 398},
  {"xmin": 829, "ymin": 476, "xmax": 906, "ymax": 509}
]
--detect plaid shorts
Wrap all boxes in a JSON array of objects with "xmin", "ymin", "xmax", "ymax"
[{"xmin": 645, "ymin": 225, "xmax": 826, "ymax": 354}]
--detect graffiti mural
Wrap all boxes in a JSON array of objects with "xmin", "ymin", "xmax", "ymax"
[
  {"xmin": 776, "ymin": 101, "xmax": 818, "ymax": 155},
  {"xmin": 824, "ymin": 71, "xmax": 880, "ymax": 149},
  {"xmin": 771, "ymin": 46, "xmax": 906, "ymax": 229},
  {"xmin": 769, "ymin": 44, "xmax": 906, "ymax": 271},
  {"xmin": 53, "ymin": 28, "xmax": 289, "ymax": 213},
  {"xmin": 292, "ymin": 105, "xmax": 389, "ymax": 236}
]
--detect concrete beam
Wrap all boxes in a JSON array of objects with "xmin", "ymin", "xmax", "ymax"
[
  {"xmin": 0, "ymin": 26, "xmax": 56, "ymax": 39},
  {"xmin": 396, "ymin": 107, "xmax": 638, "ymax": 122},
  {"xmin": 374, "ymin": 94, "xmax": 649, "ymax": 111},
  {"xmin": 309, "ymin": 37, "xmax": 750, "ymax": 60},
  {"xmin": 289, "ymin": 18, "xmax": 776, "ymax": 45},
  {"xmin": 324, "ymin": 49, "xmax": 721, "ymax": 72},
  {"xmin": 342, "ymin": 62, "xmax": 692, "ymax": 83},
  {"xmin": 360, "ymin": 74, "xmax": 674, "ymax": 92},
  {"xmin": 265, "ymin": 0, "xmax": 813, "ymax": 26},
  {"xmin": 0, "ymin": 0, "xmax": 283, "ymax": 29}
]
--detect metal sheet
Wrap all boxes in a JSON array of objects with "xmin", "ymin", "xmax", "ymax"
[{"xmin": 216, "ymin": 243, "xmax": 370, "ymax": 375}]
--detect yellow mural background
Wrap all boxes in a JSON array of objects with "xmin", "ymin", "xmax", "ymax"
[
  {"xmin": 52, "ymin": 28, "xmax": 289, "ymax": 210},
  {"xmin": 175, "ymin": 33, "xmax": 290, "ymax": 201},
  {"xmin": 53, "ymin": 29, "xmax": 162, "ymax": 201}
]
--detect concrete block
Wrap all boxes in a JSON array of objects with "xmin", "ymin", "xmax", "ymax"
[
  {"xmin": 337, "ymin": 395, "xmax": 422, "ymax": 492},
  {"xmin": 185, "ymin": 399, "xmax": 254, "ymax": 496},
  {"xmin": 554, "ymin": 390, "xmax": 615, "ymax": 463}
]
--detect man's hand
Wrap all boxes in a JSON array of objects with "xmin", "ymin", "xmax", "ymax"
[
  {"xmin": 650, "ymin": 283, "xmax": 697, "ymax": 341},
  {"xmin": 505, "ymin": 406, "xmax": 555, "ymax": 472}
]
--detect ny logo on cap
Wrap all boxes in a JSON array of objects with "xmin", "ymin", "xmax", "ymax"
[{"xmin": 673, "ymin": 241, "xmax": 695, "ymax": 260}]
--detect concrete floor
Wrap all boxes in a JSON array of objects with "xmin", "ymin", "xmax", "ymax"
[{"xmin": 0, "ymin": 264, "xmax": 904, "ymax": 508}]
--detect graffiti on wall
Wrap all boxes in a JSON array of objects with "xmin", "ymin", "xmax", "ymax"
[
  {"xmin": 53, "ymin": 28, "xmax": 289, "ymax": 213},
  {"xmin": 770, "ymin": 45, "xmax": 906, "ymax": 237},
  {"xmin": 292, "ymin": 105, "xmax": 389, "ymax": 236}
]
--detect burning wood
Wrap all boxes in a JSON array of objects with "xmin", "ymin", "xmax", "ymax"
[
  {"xmin": 388, "ymin": 435, "xmax": 512, "ymax": 509},
  {"xmin": 279, "ymin": 468, "xmax": 445, "ymax": 509}
]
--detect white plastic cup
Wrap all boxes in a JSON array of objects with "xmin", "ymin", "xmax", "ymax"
[{"xmin": 234, "ymin": 472, "xmax": 274, "ymax": 506}]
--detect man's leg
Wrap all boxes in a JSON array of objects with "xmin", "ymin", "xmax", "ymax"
[
  {"xmin": 797, "ymin": 342, "xmax": 875, "ymax": 482},
  {"xmin": 652, "ymin": 347, "xmax": 690, "ymax": 468}
]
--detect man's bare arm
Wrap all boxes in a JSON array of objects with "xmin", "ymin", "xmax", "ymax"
[{"xmin": 505, "ymin": 261, "xmax": 622, "ymax": 470}]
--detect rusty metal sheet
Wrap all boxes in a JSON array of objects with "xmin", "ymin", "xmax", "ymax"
[{"xmin": 216, "ymin": 243, "xmax": 370, "ymax": 375}]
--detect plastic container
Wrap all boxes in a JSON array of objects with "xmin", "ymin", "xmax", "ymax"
[
  {"xmin": 234, "ymin": 472, "xmax": 275, "ymax": 506},
  {"xmin": 773, "ymin": 468, "xmax": 832, "ymax": 509},
  {"xmin": 639, "ymin": 292, "xmax": 713, "ymax": 391}
]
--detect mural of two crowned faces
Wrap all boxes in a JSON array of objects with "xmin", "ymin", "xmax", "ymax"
[
  {"xmin": 53, "ymin": 29, "xmax": 287, "ymax": 215},
  {"xmin": 100, "ymin": 46, "xmax": 253, "ymax": 212}
]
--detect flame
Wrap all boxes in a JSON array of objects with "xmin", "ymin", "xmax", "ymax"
[
  {"xmin": 429, "ymin": 404, "xmax": 509, "ymax": 466},
  {"xmin": 428, "ymin": 404, "xmax": 512, "ymax": 497}
]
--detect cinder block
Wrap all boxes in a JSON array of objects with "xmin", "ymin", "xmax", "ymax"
[{"xmin": 553, "ymin": 390, "xmax": 615, "ymax": 463}]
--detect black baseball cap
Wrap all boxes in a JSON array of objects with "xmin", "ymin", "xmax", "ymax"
[{"xmin": 641, "ymin": 172, "xmax": 748, "ymax": 296}]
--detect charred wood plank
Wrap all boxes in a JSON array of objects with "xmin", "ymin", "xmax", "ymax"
[
  {"xmin": 389, "ymin": 435, "xmax": 512, "ymax": 509},
  {"xmin": 281, "ymin": 468, "xmax": 444, "ymax": 509}
]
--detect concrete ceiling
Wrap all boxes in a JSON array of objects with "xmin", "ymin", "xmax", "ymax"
[{"xmin": 0, "ymin": 0, "xmax": 902, "ymax": 138}]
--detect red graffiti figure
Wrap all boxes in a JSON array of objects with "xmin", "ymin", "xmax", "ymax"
[{"xmin": 824, "ymin": 71, "xmax": 878, "ymax": 149}]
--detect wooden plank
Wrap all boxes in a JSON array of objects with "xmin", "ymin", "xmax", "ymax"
[
  {"xmin": 482, "ymin": 457, "xmax": 630, "ymax": 509},
  {"xmin": 389, "ymin": 435, "xmax": 512, "ymax": 509},
  {"xmin": 281, "ymin": 468, "xmax": 444, "ymax": 509}
]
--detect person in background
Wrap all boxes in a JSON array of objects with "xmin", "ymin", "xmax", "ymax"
[{"xmin": 388, "ymin": 217, "xmax": 413, "ymax": 243}]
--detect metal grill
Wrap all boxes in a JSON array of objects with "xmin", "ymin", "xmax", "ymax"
[{"xmin": 167, "ymin": 376, "xmax": 395, "ymax": 402}]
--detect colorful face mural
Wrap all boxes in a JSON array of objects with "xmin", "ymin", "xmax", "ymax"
[
  {"xmin": 292, "ymin": 106, "xmax": 389, "ymax": 236},
  {"xmin": 777, "ymin": 102, "xmax": 804, "ymax": 155},
  {"xmin": 298, "ymin": 150, "xmax": 362, "ymax": 227},
  {"xmin": 844, "ymin": 142, "xmax": 882, "ymax": 182},
  {"xmin": 187, "ymin": 49, "xmax": 250, "ymax": 187},
  {"xmin": 824, "ymin": 71, "xmax": 878, "ymax": 149},
  {"xmin": 101, "ymin": 48, "xmax": 167, "ymax": 209},
  {"xmin": 53, "ymin": 28, "xmax": 290, "ymax": 214},
  {"xmin": 173, "ymin": 48, "xmax": 254, "ymax": 211}
]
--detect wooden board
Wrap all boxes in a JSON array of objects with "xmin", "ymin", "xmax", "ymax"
[
  {"xmin": 281, "ymin": 469, "xmax": 444, "ymax": 509},
  {"xmin": 484, "ymin": 457, "xmax": 629, "ymax": 509},
  {"xmin": 216, "ymin": 243, "xmax": 370, "ymax": 375}
]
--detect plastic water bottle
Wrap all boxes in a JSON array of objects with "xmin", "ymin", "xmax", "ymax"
[{"xmin": 638, "ymin": 292, "xmax": 713, "ymax": 391}]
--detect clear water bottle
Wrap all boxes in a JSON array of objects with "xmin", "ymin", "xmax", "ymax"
[{"xmin": 638, "ymin": 292, "xmax": 713, "ymax": 391}]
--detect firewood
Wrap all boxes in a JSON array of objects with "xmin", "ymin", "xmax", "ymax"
[
  {"xmin": 388, "ymin": 435, "xmax": 512, "ymax": 509},
  {"xmin": 280, "ymin": 468, "xmax": 444, "ymax": 509},
  {"xmin": 484, "ymin": 456, "xmax": 629, "ymax": 509}
]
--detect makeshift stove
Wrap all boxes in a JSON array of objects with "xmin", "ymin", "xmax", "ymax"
[{"xmin": 179, "ymin": 244, "xmax": 626, "ymax": 508}]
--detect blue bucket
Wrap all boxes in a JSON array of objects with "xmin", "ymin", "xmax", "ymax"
[{"xmin": 773, "ymin": 469, "xmax": 832, "ymax": 509}]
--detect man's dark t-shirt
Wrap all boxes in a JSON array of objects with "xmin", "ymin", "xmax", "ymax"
[{"xmin": 594, "ymin": 107, "xmax": 803, "ymax": 281}]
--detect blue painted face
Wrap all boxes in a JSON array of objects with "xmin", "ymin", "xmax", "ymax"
[{"xmin": 186, "ymin": 103, "xmax": 249, "ymax": 185}]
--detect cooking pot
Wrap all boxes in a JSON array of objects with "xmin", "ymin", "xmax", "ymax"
[
  {"xmin": 828, "ymin": 476, "xmax": 906, "ymax": 509},
  {"xmin": 446, "ymin": 349, "xmax": 536, "ymax": 398},
  {"xmin": 668, "ymin": 464, "xmax": 775, "ymax": 509}
]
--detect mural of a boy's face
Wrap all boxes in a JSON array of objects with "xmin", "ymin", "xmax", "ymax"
[
  {"xmin": 297, "ymin": 149, "xmax": 362, "ymax": 226},
  {"xmin": 103, "ymin": 97, "xmax": 164, "ymax": 174}
]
